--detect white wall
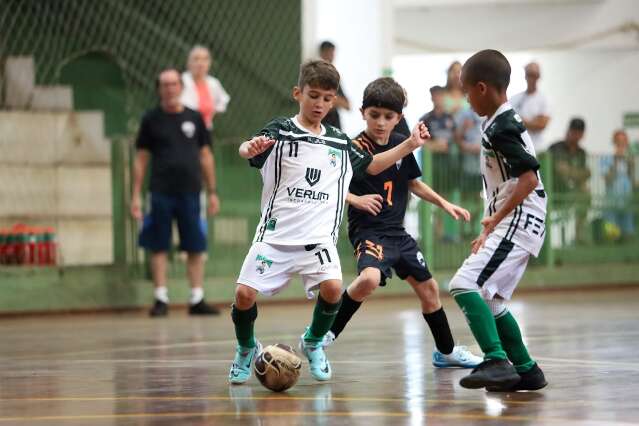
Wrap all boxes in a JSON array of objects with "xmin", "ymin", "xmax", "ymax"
[
  {"xmin": 302, "ymin": 0, "xmax": 393, "ymax": 136},
  {"xmin": 394, "ymin": 0, "xmax": 639, "ymax": 53}
]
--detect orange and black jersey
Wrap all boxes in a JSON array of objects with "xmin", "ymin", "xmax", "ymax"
[{"xmin": 348, "ymin": 131, "xmax": 422, "ymax": 241}]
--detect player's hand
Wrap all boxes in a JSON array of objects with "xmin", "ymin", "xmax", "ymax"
[
  {"xmin": 207, "ymin": 193, "xmax": 220, "ymax": 216},
  {"xmin": 471, "ymin": 230, "xmax": 489, "ymax": 254},
  {"xmin": 130, "ymin": 195, "xmax": 143, "ymax": 221},
  {"xmin": 443, "ymin": 201, "xmax": 471, "ymax": 222},
  {"xmin": 351, "ymin": 194, "xmax": 383, "ymax": 216},
  {"xmin": 409, "ymin": 121, "xmax": 430, "ymax": 148},
  {"xmin": 471, "ymin": 215, "xmax": 498, "ymax": 254},
  {"xmin": 241, "ymin": 136, "xmax": 276, "ymax": 159}
]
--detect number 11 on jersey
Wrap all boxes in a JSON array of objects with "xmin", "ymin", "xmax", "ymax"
[
  {"xmin": 383, "ymin": 181, "xmax": 393, "ymax": 206},
  {"xmin": 314, "ymin": 248, "xmax": 332, "ymax": 265}
]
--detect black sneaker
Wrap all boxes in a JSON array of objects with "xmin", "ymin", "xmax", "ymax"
[
  {"xmin": 189, "ymin": 299, "xmax": 220, "ymax": 315},
  {"xmin": 149, "ymin": 300, "xmax": 168, "ymax": 317},
  {"xmin": 459, "ymin": 358, "xmax": 520, "ymax": 389},
  {"xmin": 487, "ymin": 363, "xmax": 547, "ymax": 392}
]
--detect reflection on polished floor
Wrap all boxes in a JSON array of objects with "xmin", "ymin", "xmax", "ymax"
[{"xmin": 0, "ymin": 288, "xmax": 638, "ymax": 425}]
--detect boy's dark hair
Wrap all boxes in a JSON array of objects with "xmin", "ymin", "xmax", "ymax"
[
  {"xmin": 362, "ymin": 77, "xmax": 406, "ymax": 114},
  {"xmin": 568, "ymin": 117, "xmax": 586, "ymax": 132},
  {"xmin": 429, "ymin": 85, "xmax": 445, "ymax": 95},
  {"xmin": 319, "ymin": 40, "xmax": 335, "ymax": 52},
  {"xmin": 298, "ymin": 60, "xmax": 340, "ymax": 91},
  {"xmin": 462, "ymin": 49, "xmax": 511, "ymax": 91}
]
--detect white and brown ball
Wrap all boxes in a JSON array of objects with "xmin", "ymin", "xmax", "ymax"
[{"xmin": 254, "ymin": 344, "xmax": 302, "ymax": 392}]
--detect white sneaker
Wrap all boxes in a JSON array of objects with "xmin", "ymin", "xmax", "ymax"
[
  {"xmin": 432, "ymin": 345, "xmax": 483, "ymax": 369},
  {"xmin": 321, "ymin": 330, "xmax": 336, "ymax": 347}
]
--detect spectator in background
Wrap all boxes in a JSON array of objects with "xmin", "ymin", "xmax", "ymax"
[
  {"xmin": 319, "ymin": 41, "xmax": 351, "ymax": 129},
  {"xmin": 420, "ymin": 85, "xmax": 458, "ymax": 241},
  {"xmin": 393, "ymin": 87, "xmax": 411, "ymax": 138},
  {"xmin": 602, "ymin": 129, "xmax": 636, "ymax": 239},
  {"xmin": 131, "ymin": 68, "xmax": 221, "ymax": 317},
  {"xmin": 511, "ymin": 62, "xmax": 550, "ymax": 151},
  {"xmin": 419, "ymin": 85, "xmax": 455, "ymax": 154},
  {"xmin": 549, "ymin": 118, "xmax": 590, "ymax": 243},
  {"xmin": 443, "ymin": 61, "xmax": 468, "ymax": 115},
  {"xmin": 181, "ymin": 45, "xmax": 230, "ymax": 130},
  {"xmin": 549, "ymin": 118, "xmax": 590, "ymax": 194},
  {"xmin": 454, "ymin": 107, "xmax": 482, "ymax": 193}
]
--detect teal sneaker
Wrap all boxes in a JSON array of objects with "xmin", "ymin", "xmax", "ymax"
[
  {"xmin": 299, "ymin": 332, "xmax": 332, "ymax": 381},
  {"xmin": 228, "ymin": 340, "xmax": 262, "ymax": 384},
  {"xmin": 432, "ymin": 345, "xmax": 483, "ymax": 368}
]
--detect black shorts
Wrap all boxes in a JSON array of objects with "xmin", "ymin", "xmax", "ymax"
[{"xmin": 351, "ymin": 232, "xmax": 432, "ymax": 286}]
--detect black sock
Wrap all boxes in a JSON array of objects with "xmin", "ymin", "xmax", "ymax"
[
  {"xmin": 330, "ymin": 290, "xmax": 362, "ymax": 338},
  {"xmin": 423, "ymin": 307, "xmax": 455, "ymax": 355},
  {"xmin": 231, "ymin": 303, "xmax": 258, "ymax": 348}
]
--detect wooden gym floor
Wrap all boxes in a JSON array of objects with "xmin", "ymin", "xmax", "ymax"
[{"xmin": 0, "ymin": 287, "xmax": 638, "ymax": 425}]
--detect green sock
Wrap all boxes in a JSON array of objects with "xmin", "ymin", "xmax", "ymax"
[
  {"xmin": 452, "ymin": 291, "xmax": 507, "ymax": 360},
  {"xmin": 231, "ymin": 303, "xmax": 257, "ymax": 348},
  {"xmin": 304, "ymin": 295, "xmax": 342, "ymax": 343},
  {"xmin": 495, "ymin": 311, "xmax": 535, "ymax": 373}
]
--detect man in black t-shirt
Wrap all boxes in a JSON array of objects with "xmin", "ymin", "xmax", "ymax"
[
  {"xmin": 131, "ymin": 68, "xmax": 221, "ymax": 317},
  {"xmin": 322, "ymin": 78, "xmax": 482, "ymax": 369}
]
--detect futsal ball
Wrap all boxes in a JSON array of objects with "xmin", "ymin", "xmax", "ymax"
[{"xmin": 254, "ymin": 344, "xmax": 302, "ymax": 392}]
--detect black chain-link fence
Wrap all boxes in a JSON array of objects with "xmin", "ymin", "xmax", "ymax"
[{"xmin": 1, "ymin": 0, "xmax": 301, "ymax": 139}]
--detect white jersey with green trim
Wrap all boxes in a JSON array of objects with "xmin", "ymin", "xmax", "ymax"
[
  {"xmin": 480, "ymin": 103, "xmax": 547, "ymax": 257},
  {"xmin": 248, "ymin": 116, "xmax": 372, "ymax": 246}
]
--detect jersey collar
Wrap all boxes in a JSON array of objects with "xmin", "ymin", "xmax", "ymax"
[
  {"xmin": 292, "ymin": 115, "xmax": 326, "ymax": 137},
  {"xmin": 481, "ymin": 102, "xmax": 513, "ymax": 132}
]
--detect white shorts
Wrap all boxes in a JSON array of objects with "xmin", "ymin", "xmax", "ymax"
[
  {"xmin": 237, "ymin": 242, "xmax": 342, "ymax": 298},
  {"xmin": 449, "ymin": 233, "xmax": 530, "ymax": 300}
]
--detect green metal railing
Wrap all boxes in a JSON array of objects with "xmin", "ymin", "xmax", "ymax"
[{"xmin": 118, "ymin": 145, "xmax": 639, "ymax": 280}]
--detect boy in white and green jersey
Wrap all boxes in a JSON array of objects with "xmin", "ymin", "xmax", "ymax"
[
  {"xmin": 229, "ymin": 60, "xmax": 430, "ymax": 384},
  {"xmin": 449, "ymin": 49, "xmax": 548, "ymax": 392}
]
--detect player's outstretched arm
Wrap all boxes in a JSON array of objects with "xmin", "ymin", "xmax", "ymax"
[
  {"xmin": 239, "ymin": 136, "xmax": 276, "ymax": 159},
  {"xmin": 408, "ymin": 179, "xmax": 470, "ymax": 221},
  {"xmin": 366, "ymin": 122, "xmax": 430, "ymax": 175},
  {"xmin": 471, "ymin": 170, "xmax": 538, "ymax": 253}
]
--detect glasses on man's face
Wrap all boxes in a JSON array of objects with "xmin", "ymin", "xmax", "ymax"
[{"xmin": 525, "ymin": 73, "xmax": 540, "ymax": 78}]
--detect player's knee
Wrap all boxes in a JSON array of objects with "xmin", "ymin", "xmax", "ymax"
[
  {"xmin": 235, "ymin": 284, "xmax": 257, "ymax": 309},
  {"xmin": 353, "ymin": 268, "xmax": 380, "ymax": 299},
  {"xmin": 485, "ymin": 298, "xmax": 507, "ymax": 317},
  {"xmin": 419, "ymin": 279, "xmax": 441, "ymax": 310},
  {"xmin": 319, "ymin": 279, "xmax": 343, "ymax": 303},
  {"xmin": 448, "ymin": 274, "xmax": 477, "ymax": 295}
]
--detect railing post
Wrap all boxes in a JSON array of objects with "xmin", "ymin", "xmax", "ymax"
[
  {"xmin": 540, "ymin": 153, "xmax": 555, "ymax": 267},
  {"xmin": 420, "ymin": 148, "xmax": 435, "ymax": 271},
  {"xmin": 111, "ymin": 138, "xmax": 127, "ymax": 268}
]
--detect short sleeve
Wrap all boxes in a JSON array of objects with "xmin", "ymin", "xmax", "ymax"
[
  {"xmin": 195, "ymin": 114, "xmax": 211, "ymax": 148},
  {"xmin": 348, "ymin": 140, "xmax": 373, "ymax": 177},
  {"xmin": 405, "ymin": 153, "xmax": 422, "ymax": 180},
  {"xmin": 492, "ymin": 128, "xmax": 540, "ymax": 177},
  {"xmin": 248, "ymin": 118, "xmax": 281, "ymax": 168},
  {"xmin": 136, "ymin": 113, "xmax": 152, "ymax": 151}
]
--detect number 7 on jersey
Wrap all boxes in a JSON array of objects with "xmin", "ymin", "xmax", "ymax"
[{"xmin": 383, "ymin": 180, "xmax": 393, "ymax": 206}]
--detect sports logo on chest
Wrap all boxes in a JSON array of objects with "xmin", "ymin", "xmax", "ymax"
[
  {"xmin": 305, "ymin": 167, "xmax": 321, "ymax": 186},
  {"xmin": 181, "ymin": 121, "xmax": 196, "ymax": 138},
  {"xmin": 395, "ymin": 159, "xmax": 403, "ymax": 170}
]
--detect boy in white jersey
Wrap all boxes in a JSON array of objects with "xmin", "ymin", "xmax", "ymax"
[
  {"xmin": 229, "ymin": 60, "xmax": 430, "ymax": 384},
  {"xmin": 449, "ymin": 50, "xmax": 548, "ymax": 391}
]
